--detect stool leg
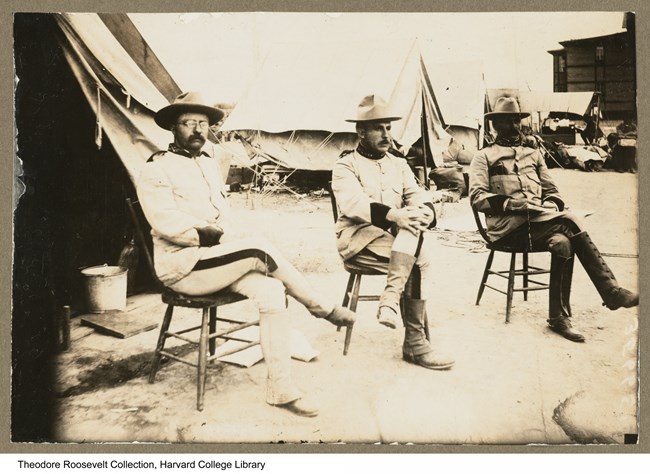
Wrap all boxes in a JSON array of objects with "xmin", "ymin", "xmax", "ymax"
[
  {"xmin": 343, "ymin": 274, "xmax": 362, "ymax": 356},
  {"xmin": 341, "ymin": 273, "xmax": 355, "ymax": 308},
  {"xmin": 349, "ymin": 274, "xmax": 362, "ymax": 312},
  {"xmin": 338, "ymin": 273, "xmax": 356, "ymax": 333},
  {"xmin": 505, "ymin": 253, "xmax": 517, "ymax": 323},
  {"xmin": 149, "ymin": 304, "xmax": 174, "ymax": 383},
  {"xmin": 197, "ymin": 307, "xmax": 210, "ymax": 411},
  {"xmin": 523, "ymin": 252, "xmax": 529, "ymax": 301},
  {"xmin": 209, "ymin": 306, "xmax": 217, "ymax": 355},
  {"xmin": 476, "ymin": 250, "xmax": 495, "ymax": 305}
]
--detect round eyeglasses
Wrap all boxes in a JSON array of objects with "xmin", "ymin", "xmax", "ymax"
[{"xmin": 177, "ymin": 120, "xmax": 210, "ymax": 130}]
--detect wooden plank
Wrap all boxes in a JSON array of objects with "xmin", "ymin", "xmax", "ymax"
[
  {"xmin": 71, "ymin": 324, "xmax": 94, "ymax": 342},
  {"xmin": 80, "ymin": 311, "xmax": 158, "ymax": 339}
]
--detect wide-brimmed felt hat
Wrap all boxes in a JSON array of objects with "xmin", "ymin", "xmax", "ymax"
[
  {"xmin": 346, "ymin": 94, "xmax": 402, "ymax": 123},
  {"xmin": 155, "ymin": 91, "xmax": 225, "ymax": 130},
  {"xmin": 485, "ymin": 96, "xmax": 530, "ymax": 119}
]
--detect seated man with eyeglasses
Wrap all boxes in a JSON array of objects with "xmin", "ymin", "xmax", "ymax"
[{"xmin": 136, "ymin": 92, "xmax": 355, "ymax": 417}]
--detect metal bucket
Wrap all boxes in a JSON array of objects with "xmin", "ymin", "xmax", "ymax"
[{"xmin": 81, "ymin": 265, "xmax": 127, "ymax": 313}]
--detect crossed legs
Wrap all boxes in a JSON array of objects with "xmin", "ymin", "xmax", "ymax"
[{"xmin": 168, "ymin": 236, "xmax": 355, "ymax": 416}]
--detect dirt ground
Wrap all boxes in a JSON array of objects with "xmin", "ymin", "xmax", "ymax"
[{"xmin": 53, "ymin": 168, "xmax": 639, "ymax": 446}]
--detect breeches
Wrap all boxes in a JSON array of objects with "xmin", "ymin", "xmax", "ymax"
[
  {"xmin": 168, "ymin": 237, "xmax": 310, "ymax": 405},
  {"xmin": 494, "ymin": 217, "xmax": 583, "ymax": 259},
  {"xmin": 347, "ymin": 229, "xmax": 435, "ymax": 296},
  {"xmin": 169, "ymin": 237, "xmax": 287, "ymax": 314}
]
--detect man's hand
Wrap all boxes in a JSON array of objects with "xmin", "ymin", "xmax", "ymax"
[
  {"xmin": 542, "ymin": 200, "xmax": 559, "ymax": 211},
  {"xmin": 196, "ymin": 226, "xmax": 224, "ymax": 247},
  {"xmin": 504, "ymin": 198, "xmax": 530, "ymax": 213},
  {"xmin": 416, "ymin": 204, "xmax": 435, "ymax": 229},
  {"xmin": 386, "ymin": 206, "xmax": 431, "ymax": 235}
]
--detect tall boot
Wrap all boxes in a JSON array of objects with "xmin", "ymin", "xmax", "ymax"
[
  {"xmin": 570, "ymin": 232, "xmax": 638, "ymax": 310},
  {"xmin": 269, "ymin": 255, "xmax": 355, "ymax": 327},
  {"xmin": 547, "ymin": 255, "xmax": 585, "ymax": 343},
  {"xmin": 402, "ymin": 298, "xmax": 454, "ymax": 370},
  {"xmin": 259, "ymin": 309, "xmax": 319, "ymax": 417},
  {"xmin": 377, "ymin": 251, "xmax": 417, "ymax": 329}
]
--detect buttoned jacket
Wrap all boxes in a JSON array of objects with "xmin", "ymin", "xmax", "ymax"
[
  {"xmin": 331, "ymin": 149, "xmax": 432, "ymax": 260},
  {"xmin": 136, "ymin": 149, "xmax": 231, "ymax": 285},
  {"xmin": 469, "ymin": 143, "xmax": 565, "ymax": 242}
]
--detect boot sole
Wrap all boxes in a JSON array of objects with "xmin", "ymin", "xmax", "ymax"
[
  {"xmin": 549, "ymin": 326, "xmax": 586, "ymax": 343},
  {"xmin": 604, "ymin": 301, "xmax": 638, "ymax": 311},
  {"xmin": 275, "ymin": 402, "xmax": 320, "ymax": 418},
  {"xmin": 402, "ymin": 353, "xmax": 455, "ymax": 370},
  {"xmin": 377, "ymin": 320, "xmax": 398, "ymax": 329}
]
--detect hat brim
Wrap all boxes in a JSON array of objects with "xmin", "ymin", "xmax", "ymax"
[
  {"xmin": 485, "ymin": 111, "xmax": 530, "ymax": 119},
  {"xmin": 155, "ymin": 103, "xmax": 225, "ymax": 130},
  {"xmin": 345, "ymin": 116, "xmax": 402, "ymax": 123}
]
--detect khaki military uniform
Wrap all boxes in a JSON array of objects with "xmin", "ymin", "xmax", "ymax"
[
  {"xmin": 468, "ymin": 143, "xmax": 567, "ymax": 242},
  {"xmin": 331, "ymin": 149, "xmax": 433, "ymax": 261},
  {"xmin": 136, "ymin": 147, "xmax": 231, "ymax": 285}
]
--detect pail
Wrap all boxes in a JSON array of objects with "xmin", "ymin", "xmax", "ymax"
[{"xmin": 81, "ymin": 265, "xmax": 127, "ymax": 313}]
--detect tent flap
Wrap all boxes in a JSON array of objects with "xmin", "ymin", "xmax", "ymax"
[{"xmin": 53, "ymin": 13, "xmax": 180, "ymax": 181}]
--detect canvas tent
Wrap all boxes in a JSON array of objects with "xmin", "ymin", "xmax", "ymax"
[
  {"xmin": 519, "ymin": 91, "xmax": 597, "ymax": 119},
  {"xmin": 50, "ymin": 13, "xmax": 179, "ymax": 179},
  {"xmin": 12, "ymin": 12, "xmax": 183, "ymax": 441},
  {"xmin": 220, "ymin": 38, "xmax": 452, "ymax": 172},
  {"xmin": 418, "ymin": 46, "xmax": 486, "ymax": 152},
  {"xmin": 14, "ymin": 12, "xmax": 251, "ymax": 331},
  {"xmin": 50, "ymin": 13, "xmax": 243, "ymax": 181}
]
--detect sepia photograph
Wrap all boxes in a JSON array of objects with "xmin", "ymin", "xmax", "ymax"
[{"xmin": 10, "ymin": 8, "xmax": 640, "ymax": 447}]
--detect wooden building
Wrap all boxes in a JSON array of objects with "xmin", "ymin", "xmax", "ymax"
[{"xmin": 548, "ymin": 12, "xmax": 636, "ymax": 121}]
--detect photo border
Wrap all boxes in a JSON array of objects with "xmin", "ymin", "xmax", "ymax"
[{"xmin": 1, "ymin": 0, "xmax": 647, "ymax": 456}]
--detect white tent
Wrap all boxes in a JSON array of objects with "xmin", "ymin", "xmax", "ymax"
[
  {"xmin": 518, "ymin": 90, "xmax": 597, "ymax": 134},
  {"xmin": 519, "ymin": 91, "xmax": 596, "ymax": 118},
  {"xmin": 53, "ymin": 12, "xmax": 237, "ymax": 181},
  {"xmin": 53, "ymin": 13, "xmax": 175, "ymax": 180},
  {"xmin": 419, "ymin": 50, "xmax": 486, "ymax": 152},
  {"xmin": 221, "ymin": 38, "xmax": 451, "ymax": 171}
]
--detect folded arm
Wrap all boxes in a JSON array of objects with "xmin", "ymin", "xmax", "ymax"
[{"xmin": 136, "ymin": 162, "xmax": 219, "ymax": 247}]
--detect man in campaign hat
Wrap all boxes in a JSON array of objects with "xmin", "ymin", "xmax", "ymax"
[
  {"xmin": 331, "ymin": 94, "xmax": 455, "ymax": 370},
  {"xmin": 136, "ymin": 92, "xmax": 356, "ymax": 417},
  {"xmin": 469, "ymin": 96, "xmax": 638, "ymax": 342}
]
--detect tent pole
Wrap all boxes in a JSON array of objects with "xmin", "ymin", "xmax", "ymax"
[
  {"xmin": 594, "ymin": 93, "xmax": 601, "ymax": 138},
  {"xmin": 420, "ymin": 93, "xmax": 430, "ymax": 189}
]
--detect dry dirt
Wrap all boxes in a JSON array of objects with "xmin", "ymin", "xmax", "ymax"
[{"xmin": 53, "ymin": 168, "xmax": 639, "ymax": 446}]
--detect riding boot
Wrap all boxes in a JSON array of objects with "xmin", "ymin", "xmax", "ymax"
[
  {"xmin": 259, "ymin": 309, "xmax": 303, "ymax": 406},
  {"xmin": 377, "ymin": 251, "xmax": 416, "ymax": 329},
  {"xmin": 401, "ymin": 298, "xmax": 454, "ymax": 370},
  {"xmin": 269, "ymin": 255, "xmax": 355, "ymax": 327},
  {"xmin": 547, "ymin": 255, "xmax": 585, "ymax": 343},
  {"xmin": 570, "ymin": 232, "xmax": 638, "ymax": 310},
  {"xmin": 562, "ymin": 254, "xmax": 574, "ymax": 317}
]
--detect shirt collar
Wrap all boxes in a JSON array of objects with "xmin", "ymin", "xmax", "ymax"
[
  {"xmin": 356, "ymin": 142, "xmax": 386, "ymax": 160},
  {"xmin": 168, "ymin": 143, "xmax": 211, "ymax": 158},
  {"xmin": 494, "ymin": 134, "xmax": 523, "ymax": 147}
]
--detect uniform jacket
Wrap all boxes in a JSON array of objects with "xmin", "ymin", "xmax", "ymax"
[
  {"xmin": 136, "ymin": 147, "xmax": 231, "ymax": 285},
  {"xmin": 331, "ymin": 149, "xmax": 434, "ymax": 260},
  {"xmin": 468, "ymin": 143, "xmax": 565, "ymax": 242}
]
